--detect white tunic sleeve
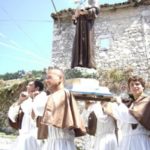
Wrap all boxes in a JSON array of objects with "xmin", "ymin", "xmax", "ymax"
[
  {"xmin": 32, "ymin": 92, "xmax": 47, "ymax": 117},
  {"xmin": 112, "ymin": 103, "xmax": 138, "ymax": 124},
  {"xmin": 8, "ymin": 103, "xmax": 20, "ymax": 122}
]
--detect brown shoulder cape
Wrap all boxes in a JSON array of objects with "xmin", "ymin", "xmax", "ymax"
[
  {"xmin": 41, "ymin": 89, "xmax": 86, "ymax": 137},
  {"xmin": 129, "ymin": 94, "xmax": 150, "ymax": 130}
]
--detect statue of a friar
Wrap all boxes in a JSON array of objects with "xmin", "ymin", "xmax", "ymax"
[{"xmin": 71, "ymin": 0, "xmax": 100, "ymax": 69}]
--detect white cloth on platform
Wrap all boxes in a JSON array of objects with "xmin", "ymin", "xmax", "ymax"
[
  {"xmin": 93, "ymin": 103, "xmax": 117, "ymax": 150},
  {"xmin": 112, "ymin": 103, "xmax": 150, "ymax": 150}
]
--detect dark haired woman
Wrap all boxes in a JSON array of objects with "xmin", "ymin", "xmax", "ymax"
[{"xmin": 102, "ymin": 75, "xmax": 150, "ymax": 150}]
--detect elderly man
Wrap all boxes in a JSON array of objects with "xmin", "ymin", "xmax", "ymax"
[{"xmin": 41, "ymin": 68, "xmax": 86, "ymax": 150}]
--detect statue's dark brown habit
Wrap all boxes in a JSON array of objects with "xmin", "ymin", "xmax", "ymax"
[{"xmin": 71, "ymin": 3, "xmax": 100, "ymax": 69}]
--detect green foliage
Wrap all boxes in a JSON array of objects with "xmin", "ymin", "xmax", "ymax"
[
  {"xmin": 0, "ymin": 131, "xmax": 16, "ymax": 139},
  {"xmin": 76, "ymin": 147, "xmax": 82, "ymax": 150},
  {"xmin": 105, "ymin": 69, "xmax": 125, "ymax": 82},
  {"xmin": 64, "ymin": 67, "xmax": 98, "ymax": 79},
  {"xmin": 0, "ymin": 79, "xmax": 28, "ymax": 133},
  {"xmin": 0, "ymin": 80, "xmax": 6, "ymax": 88},
  {"xmin": 0, "ymin": 70, "xmax": 25, "ymax": 81},
  {"xmin": 0, "ymin": 69, "xmax": 44, "ymax": 81},
  {"xmin": 97, "ymin": 67, "xmax": 134, "ymax": 93},
  {"xmin": 30, "ymin": 70, "xmax": 43, "ymax": 79}
]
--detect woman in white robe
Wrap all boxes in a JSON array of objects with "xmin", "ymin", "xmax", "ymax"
[
  {"xmin": 112, "ymin": 102, "xmax": 150, "ymax": 150},
  {"xmin": 102, "ymin": 75, "xmax": 150, "ymax": 150},
  {"xmin": 78, "ymin": 101, "xmax": 117, "ymax": 150},
  {"xmin": 93, "ymin": 102, "xmax": 118, "ymax": 150}
]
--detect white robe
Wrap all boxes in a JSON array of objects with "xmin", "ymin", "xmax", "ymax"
[
  {"xmin": 47, "ymin": 125, "xmax": 76, "ymax": 150},
  {"xmin": 8, "ymin": 91, "xmax": 48, "ymax": 150},
  {"xmin": 32, "ymin": 91, "xmax": 47, "ymax": 117},
  {"xmin": 93, "ymin": 103, "xmax": 117, "ymax": 150},
  {"xmin": 32, "ymin": 91, "xmax": 48, "ymax": 150},
  {"xmin": 8, "ymin": 97, "xmax": 40, "ymax": 150},
  {"xmin": 112, "ymin": 103, "xmax": 150, "ymax": 150}
]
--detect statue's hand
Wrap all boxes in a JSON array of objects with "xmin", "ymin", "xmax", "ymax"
[
  {"xmin": 72, "ymin": 15, "xmax": 77, "ymax": 24},
  {"xmin": 80, "ymin": 9, "xmax": 88, "ymax": 15}
]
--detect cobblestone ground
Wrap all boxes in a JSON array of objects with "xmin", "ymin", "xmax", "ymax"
[{"xmin": 0, "ymin": 135, "xmax": 16, "ymax": 150}]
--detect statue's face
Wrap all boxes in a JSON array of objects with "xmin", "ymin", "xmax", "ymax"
[
  {"xmin": 88, "ymin": 0, "xmax": 95, "ymax": 5},
  {"xmin": 74, "ymin": 0, "xmax": 80, "ymax": 4}
]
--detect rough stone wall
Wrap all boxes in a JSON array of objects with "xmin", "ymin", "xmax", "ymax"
[
  {"xmin": 52, "ymin": 21, "xmax": 75, "ymax": 69},
  {"xmin": 51, "ymin": 5, "xmax": 150, "ymax": 80}
]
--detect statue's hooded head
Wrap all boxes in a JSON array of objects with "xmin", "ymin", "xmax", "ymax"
[{"xmin": 88, "ymin": 0, "xmax": 94, "ymax": 5}]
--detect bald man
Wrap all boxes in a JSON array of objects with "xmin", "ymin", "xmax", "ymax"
[
  {"xmin": 41, "ymin": 68, "xmax": 86, "ymax": 150},
  {"xmin": 45, "ymin": 68, "xmax": 64, "ymax": 93}
]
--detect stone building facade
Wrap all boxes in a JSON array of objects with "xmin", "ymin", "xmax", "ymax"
[{"xmin": 51, "ymin": 0, "xmax": 150, "ymax": 80}]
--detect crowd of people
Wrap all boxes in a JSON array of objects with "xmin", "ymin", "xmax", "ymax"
[
  {"xmin": 7, "ymin": 66, "xmax": 150, "ymax": 150},
  {"xmin": 6, "ymin": 0, "xmax": 150, "ymax": 149},
  {"xmin": 8, "ymin": 68, "xmax": 86, "ymax": 150}
]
